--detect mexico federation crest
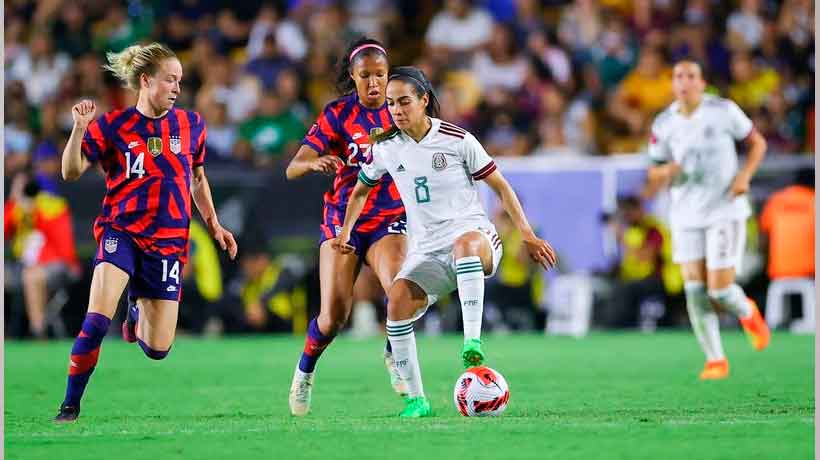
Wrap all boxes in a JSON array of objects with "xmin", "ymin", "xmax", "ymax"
[
  {"xmin": 147, "ymin": 137, "xmax": 163, "ymax": 157},
  {"xmin": 369, "ymin": 127, "xmax": 384, "ymax": 138},
  {"xmin": 432, "ymin": 152, "xmax": 447, "ymax": 171},
  {"xmin": 170, "ymin": 136, "xmax": 182, "ymax": 154},
  {"xmin": 104, "ymin": 237, "xmax": 118, "ymax": 254}
]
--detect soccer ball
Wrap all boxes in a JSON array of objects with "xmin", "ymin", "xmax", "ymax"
[{"xmin": 453, "ymin": 366, "xmax": 510, "ymax": 417}]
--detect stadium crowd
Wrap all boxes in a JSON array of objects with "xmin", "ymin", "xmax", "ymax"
[{"xmin": 4, "ymin": 0, "xmax": 815, "ymax": 338}]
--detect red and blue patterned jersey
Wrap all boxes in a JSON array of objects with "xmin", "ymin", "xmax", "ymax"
[
  {"xmin": 82, "ymin": 106, "xmax": 207, "ymax": 263},
  {"xmin": 302, "ymin": 93, "xmax": 404, "ymax": 234}
]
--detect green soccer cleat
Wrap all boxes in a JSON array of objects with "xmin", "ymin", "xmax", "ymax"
[
  {"xmin": 461, "ymin": 338, "xmax": 485, "ymax": 368},
  {"xmin": 399, "ymin": 396, "xmax": 432, "ymax": 418}
]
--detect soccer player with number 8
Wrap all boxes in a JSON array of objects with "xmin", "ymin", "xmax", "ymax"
[{"xmin": 55, "ymin": 43, "xmax": 237, "ymax": 422}]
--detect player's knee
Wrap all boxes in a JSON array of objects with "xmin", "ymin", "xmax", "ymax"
[
  {"xmin": 453, "ymin": 234, "xmax": 483, "ymax": 258},
  {"xmin": 138, "ymin": 339, "xmax": 171, "ymax": 360}
]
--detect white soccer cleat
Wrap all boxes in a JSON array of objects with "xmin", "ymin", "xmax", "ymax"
[
  {"xmin": 289, "ymin": 368, "xmax": 314, "ymax": 416},
  {"xmin": 384, "ymin": 351, "xmax": 408, "ymax": 397}
]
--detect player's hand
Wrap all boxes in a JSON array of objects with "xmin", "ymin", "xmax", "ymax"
[
  {"xmin": 729, "ymin": 171, "xmax": 751, "ymax": 197},
  {"xmin": 309, "ymin": 156, "xmax": 344, "ymax": 176},
  {"xmin": 71, "ymin": 100, "xmax": 96, "ymax": 129},
  {"xmin": 211, "ymin": 224, "xmax": 238, "ymax": 260},
  {"xmin": 662, "ymin": 162, "xmax": 682, "ymax": 183},
  {"xmin": 523, "ymin": 234, "xmax": 558, "ymax": 270},
  {"xmin": 331, "ymin": 232, "xmax": 356, "ymax": 255}
]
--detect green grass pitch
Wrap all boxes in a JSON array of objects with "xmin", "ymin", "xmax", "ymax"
[{"xmin": 4, "ymin": 332, "xmax": 814, "ymax": 460}]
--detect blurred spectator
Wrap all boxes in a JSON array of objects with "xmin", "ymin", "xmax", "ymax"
[
  {"xmin": 5, "ymin": 83, "xmax": 34, "ymax": 177},
  {"xmin": 602, "ymin": 196, "xmax": 670, "ymax": 329},
  {"xmin": 485, "ymin": 209, "xmax": 541, "ymax": 331},
  {"xmin": 728, "ymin": 52, "xmax": 779, "ymax": 112},
  {"xmin": 245, "ymin": 31, "xmax": 294, "ymax": 90},
  {"xmin": 247, "ymin": 3, "xmax": 308, "ymax": 62},
  {"xmin": 759, "ymin": 168, "xmax": 815, "ymax": 281},
  {"xmin": 425, "ymin": 0, "xmax": 494, "ymax": 67},
  {"xmin": 202, "ymin": 102, "xmax": 239, "ymax": 162},
  {"xmin": 52, "ymin": 2, "xmax": 93, "ymax": 58},
  {"xmin": 196, "ymin": 54, "xmax": 261, "ymax": 123},
  {"xmin": 31, "ymin": 141, "xmax": 62, "ymax": 195},
  {"xmin": 177, "ymin": 219, "xmax": 225, "ymax": 333},
  {"xmin": 227, "ymin": 245, "xmax": 307, "ymax": 333},
  {"xmin": 4, "ymin": 173, "xmax": 80, "ymax": 339},
  {"xmin": 8, "ymin": 34, "xmax": 71, "ymax": 105},
  {"xmin": 526, "ymin": 29, "xmax": 573, "ymax": 91},
  {"xmin": 471, "ymin": 23, "xmax": 528, "ymax": 92},
  {"xmin": 558, "ymin": 0, "xmax": 604, "ymax": 63},
  {"xmin": 726, "ymin": 0, "xmax": 765, "ymax": 51},
  {"xmin": 592, "ymin": 15, "xmax": 638, "ymax": 90},
  {"xmin": 237, "ymin": 91, "xmax": 305, "ymax": 167},
  {"xmin": 608, "ymin": 47, "xmax": 673, "ymax": 152}
]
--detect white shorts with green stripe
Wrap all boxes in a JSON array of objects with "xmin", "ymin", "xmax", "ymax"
[{"xmin": 396, "ymin": 225, "xmax": 503, "ymax": 319}]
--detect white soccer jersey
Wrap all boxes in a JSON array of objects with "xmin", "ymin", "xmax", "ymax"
[
  {"xmin": 648, "ymin": 95, "xmax": 753, "ymax": 229},
  {"xmin": 359, "ymin": 118, "xmax": 497, "ymax": 253}
]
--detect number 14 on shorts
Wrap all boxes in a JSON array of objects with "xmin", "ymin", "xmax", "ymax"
[{"xmin": 161, "ymin": 259, "xmax": 180, "ymax": 284}]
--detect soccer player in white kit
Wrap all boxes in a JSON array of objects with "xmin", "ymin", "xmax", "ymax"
[
  {"xmin": 334, "ymin": 67, "xmax": 557, "ymax": 416},
  {"xmin": 646, "ymin": 59, "xmax": 770, "ymax": 380}
]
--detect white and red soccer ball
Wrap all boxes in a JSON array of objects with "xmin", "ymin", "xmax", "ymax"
[{"xmin": 453, "ymin": 366, "xmax": 510, "ymax": 417}]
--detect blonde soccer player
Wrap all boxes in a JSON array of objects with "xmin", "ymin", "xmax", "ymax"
[
  {"xmin": 55, "ymin": 43, "xmax": 237, "ymax": 422},
  {"xmin": 333, "ymin": 67, "xmax": 557, "ymax": 417},
  {"xmin": 646, "ymin": 58, "xmax": 770, "ymax": 380}
]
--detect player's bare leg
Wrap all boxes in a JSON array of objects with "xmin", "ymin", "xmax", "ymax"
[
  {"xmin": 386, "ymin": 279, "xmax": 431, "ymax": 417},
  {"xmin": 366, "ymin": 234, "xmax": 408, "ymax": 397},
  {"xmin": 707, "ymin": 267, "xmax": 769, "ymax": 351},
  {"xmin": 452, "ymin": 231, "xmax": 494, "ymax": 368},
  {"xmin": 290, "ymin": 241, "xmax": 359, "ymax": 416},
  {"xmin": 135, "ymin": 298, "xmax": 179, "ymax": 359},
  {"xmin": 55, "ymin": 263, "xmax": 128, "ymax": 423},
  {"xmin": 680, "ymin": 261, "xmax": 728, "ymax": 380}
]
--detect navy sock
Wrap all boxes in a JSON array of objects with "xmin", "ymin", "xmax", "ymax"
[
  {"xmin": 63, "ymin": 313, "xmax": 111, "ymax": 407},
  {"xmin": 298, "ymin": 318, "xmax": 334, "ymax": 373}
]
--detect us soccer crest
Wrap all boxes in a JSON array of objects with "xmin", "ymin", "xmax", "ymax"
[
  {"xmin": 432, "ymin": 152, "xmax": 447, "ymax": 171},
  {"xmin": 369, "ymin": 127, "xmax": 384, "ymax": 138},
  {"xmin": 169, "ymin": 136, "xmax": 182, "ymax": 154},
  {"xmin": 104, "ymin": 237, "xmax": 118, "ymax": 254},
  {"xmin": 147, "ymin": 137, "xmax": 163, "ymax": 157}
]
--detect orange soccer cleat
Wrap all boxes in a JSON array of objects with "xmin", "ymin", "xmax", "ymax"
[
  {"xmin": 699, "ymin": 359, "xmax": 729, "ymax": 380},
  {"xmin": 739, "ymin": 298, "xmax": 771, "ymax": 351}
]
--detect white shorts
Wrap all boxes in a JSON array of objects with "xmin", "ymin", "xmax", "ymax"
[
  {"xmin": 671, "ymin": 219, "xmax": 746, "ymax": 271},
  {"xmin": 396, "ymin": 226, "xmax": 503, "ymax": 319}
]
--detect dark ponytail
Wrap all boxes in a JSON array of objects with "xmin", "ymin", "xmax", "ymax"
[
  {"xmin": 335, "ymin": 37, "xmax": 388, "ymax": 95},
  {"xmin": 388, "ymin": 66, "xmax": 440, "ymax": 118}
]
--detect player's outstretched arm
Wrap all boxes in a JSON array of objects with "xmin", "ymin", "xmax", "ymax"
[
  {"xmin": 191, "ymin": 166, "xmax": 238, "ymax": 260},
  {"xmin": 332, "ymin": 179, "xmax": 374, "ymax": 255},
  {"xmin": 482, "ymin": 169, "xmax": 557, "ymax": 270},
  {"xmin": 730, "ymin": 130, "xmax": 767, "ymax": 197},
  {"xmin": 285, "ymin": 145, "xmax": 344, "ymax": 180},
  {"xmin": 61, "ymin": 100, "xmax": 95, "ymax": 181}
]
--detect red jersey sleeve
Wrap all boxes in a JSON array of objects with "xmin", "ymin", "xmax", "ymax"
[
  {"xmin": 193, "ymin": 112, "xmax": 207, "ymax": 167},
  {"xmin": 81, "ymin": 116, "xmax": 110, "ymax": 163},
  {"xmin": 302, "ymin": 103, "xmax": 340, "ymax": 156}
]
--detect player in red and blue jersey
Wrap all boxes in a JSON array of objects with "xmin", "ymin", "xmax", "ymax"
[
  {"xmin": 55, "ymin": 43, "xmax": 237, "ymax": 423},
  {"xmin": 285, "ymin": 38, "xmax": 408, "ymax": 415}
]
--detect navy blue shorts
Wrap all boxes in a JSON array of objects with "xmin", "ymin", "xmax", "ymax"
[
  {"xmin": 94, "ymin": 226, "xmax": 184, "ymax": 302},
  {"xmin": 319, "ymin": 215, "xmax": 407, "ymax": 260}
]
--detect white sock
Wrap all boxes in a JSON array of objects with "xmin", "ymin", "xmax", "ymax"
[
  {"xmin": 685, "ymin": 281, "xmax": 726, "ymax": 361},
  {"xmin": 455, "ymin": 256, "xmax": 485, "ymax": 341},
  {"xmin": 708, "ymin": 284, "xmax": 753, "ymax": 319},
  {"xmin": 386, "ymin": 319, "xmax": 424, "ymax": 398}
]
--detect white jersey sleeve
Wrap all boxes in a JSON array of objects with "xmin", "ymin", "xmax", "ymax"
[
  {"xmin": 647, "ymin": 116, "xmax": 672, "ymax": 164},
  {"xmin": 358, "ymin": 143, "xmax": 388, "ymax": 187},
  {"xmin": 462, "ymin": 132, "xmax": 497, "ymax": 180},
  {"xmin": 725, "ymin": 100, "xmax": 754, "ymax": 141}
]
